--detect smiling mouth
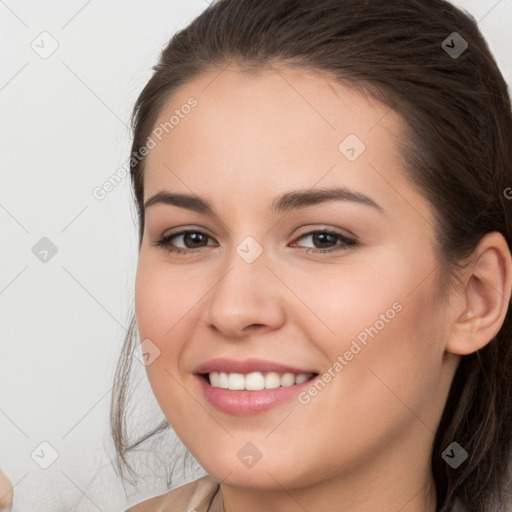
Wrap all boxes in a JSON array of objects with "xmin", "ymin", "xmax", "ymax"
[{"xmin": 199, "ymin": 371, "xmax": 319, "ymax": 391}]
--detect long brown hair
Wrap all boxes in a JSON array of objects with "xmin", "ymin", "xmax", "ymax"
[{"xmin": 110, "ymin": 1, "xmax": 512, "ymax": 510}]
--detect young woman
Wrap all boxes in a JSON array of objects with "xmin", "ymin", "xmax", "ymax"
[{"xmin": 111, "ymin": 1, "xmax": 512, "ymax": 510}]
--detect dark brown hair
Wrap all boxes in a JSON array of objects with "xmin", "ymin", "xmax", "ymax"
[{"xmin": 110, "ymin": 1, "xmax": 512, "ymax": 510}]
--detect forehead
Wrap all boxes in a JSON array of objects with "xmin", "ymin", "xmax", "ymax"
[
  {"xmin": 142, "ymin": 65, "xmax": 419, "ymax": 216},
  {"xmin": 148, "ymin": 64, "xmax": 400, "ymax": 152}
]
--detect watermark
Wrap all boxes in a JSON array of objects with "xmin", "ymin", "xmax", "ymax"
[
  {"xmin": 31, "ymin": 31, "xmax": 59, "ymax": 59},
  {"xmin": 92, "ymin": 96, "xmax": 198, "ymax": 200},
  {"xmin": 237, "ymin": 442, "xmax": 263, "ymax": 468},
  {"xmin": 31, "ymin": 441, "xmax": 59, "ymax": 469},
  {"xmin": 132, "ymin": 338, "xmax": 161, "ymax": 366},
  {"xmin": 298, "ymin": 301, "xmax": 403, "ymax": 405},
  {"xmin": 32, "ymin": 236, "xmax": 58, "ymax": 263},
  {"xmin": 441, "ymin": 32, "xmax": 468, "ymax": 59},
  {"xmin": 503, "ymin": 187, "xmax": 512, "ymax": 200},
  {"xmin": 236, "ymin": 236, "xmax": 263, "ymax": 264},
  {"xmin": 442, "ymin": 441, "xmax": 468, "ymax": 469},
  {"xmin": 338, "ymin": 133, "xmax": 366, "ymax": 161}
]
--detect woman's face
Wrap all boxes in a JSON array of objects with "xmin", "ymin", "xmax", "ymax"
[{"xmin": 135, "ymin": 65, "xmax": 459, "ymax": 494}]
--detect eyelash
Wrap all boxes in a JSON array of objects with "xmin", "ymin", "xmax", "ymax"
[{"xmin": 152, "ymin": 228, "xmax": 358, "ymax": 256}]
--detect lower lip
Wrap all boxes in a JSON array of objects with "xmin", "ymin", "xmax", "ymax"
[{"xmin": 195, "ymin": 374, "xmax": 317, "ymax": 416}]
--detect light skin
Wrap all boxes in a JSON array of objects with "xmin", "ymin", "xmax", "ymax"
[{"xmin": 134, "ymin": 64, "xmax": 512, "ymax": 512}]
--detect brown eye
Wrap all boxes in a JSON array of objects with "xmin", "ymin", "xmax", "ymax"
[
  {"xmin": 291, "ymin": 229, "xmax": 358, "ymax": 254},
  {"xmin": 152, "ymin": 228, "xmax": 358, "ymax": 256},
  {"xmin": 153, "ymin": 230, "xmax": 217, "ymax": 254}
]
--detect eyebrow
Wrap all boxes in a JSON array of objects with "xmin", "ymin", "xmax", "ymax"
[{"xmin": 143, "ymin": 186, "xmax": 384, "ymax": 215}]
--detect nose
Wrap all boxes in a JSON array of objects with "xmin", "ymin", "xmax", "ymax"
[{"xmin": 204, "ymin": 251, "xmax": 286, "ymax": 339}]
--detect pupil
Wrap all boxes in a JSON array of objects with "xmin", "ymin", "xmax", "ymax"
[
  {"xmin": 314, "ymin": 233, "xmax": 334, "ymax": 248},
  {"xmin": 185, "ymin": 232, "xmax": 206, "ymax": 248}
]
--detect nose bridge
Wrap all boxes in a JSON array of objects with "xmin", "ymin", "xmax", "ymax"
[{"xmin": 204, "ymin": 236, "xmax": 286, "ymax": 336}]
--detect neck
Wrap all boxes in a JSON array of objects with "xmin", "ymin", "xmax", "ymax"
[
  {"xmin": 219, "ymin": 430, "xmax": 438, "ymax": 512},
  {"xmin": 221, "ymin": 472, "xmax": 437, "ymax": 512}
]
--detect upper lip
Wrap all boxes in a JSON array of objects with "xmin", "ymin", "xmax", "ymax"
[{"xmin": 194, "ymin": 358, "xmax": 318, "ymax": 375}]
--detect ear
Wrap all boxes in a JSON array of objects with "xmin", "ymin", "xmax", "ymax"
[{"xmin": 446, "ymin": 231, "xmax": 512, "ymax": 355}]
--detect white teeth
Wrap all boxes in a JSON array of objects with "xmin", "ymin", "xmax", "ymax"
[
  {"xmin": 218, "ymin": 372, "xmax": 229, "ymax": 389},
  {"xmin": 264, "ymin": 371, "xmax": 281, "ymax": 389},
  {"xmin": 228, "ymin": 373, "xmax": 245, "ymax": 390},
  {"xmin": 246, "ymin": 371, "xmax": 265, "ymax": 390},
  {"xmin": 295, "ymin": 373, "xmax": 310, "ymax": 384},
  {"xmin": 208, "ymin": 371, "xmax": 314, "ymax": 390}
]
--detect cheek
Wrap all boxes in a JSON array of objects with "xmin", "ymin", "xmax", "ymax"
[
  {"xmin": 133, "ymin": 251, "xmax": 224, "ymax": 391},
  {"xmin": 306, "ymin": 243, "xmax": 444, "ymax": 407},
  {"xmin": 294, "ymin": 243, "xmax": 437, "ymax": 354},
  {"xmin": 324, "ymin": 263, "xmax": 445, "ymax": 438},
  {"xmin": 134, "ymin": 254, "xmax": 200, "ymax": 340},
  {"xmin": 134, "ymin": 256, "xmax": 191, "ymax": 387},
  {"xmin": 134, "ymin": 257, "xmax": 200, "ymax": 420}
]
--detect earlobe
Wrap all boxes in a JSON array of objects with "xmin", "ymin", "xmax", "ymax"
[{"xmin": 446, "ymin": 231, "xmax": 512, "ymax": 356}]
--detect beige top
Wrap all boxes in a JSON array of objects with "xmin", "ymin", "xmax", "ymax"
[{"xmin": 125, "ymin": 475, "xmax": 223, "ymax": 512}]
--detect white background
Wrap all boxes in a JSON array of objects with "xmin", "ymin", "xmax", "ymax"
[{"xmin": 1, "ymin": 1, "xmax": 511, "ymax": 510}]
